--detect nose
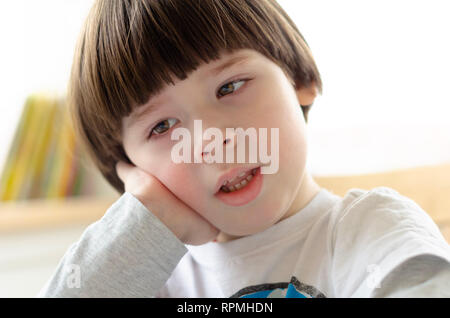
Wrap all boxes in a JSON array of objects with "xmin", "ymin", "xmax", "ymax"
[
  {"xmin": 202, "ymin": 137, "xmax": 231, "ymax": 157},
  {"xmin": 195, "ymin": 129, "xmax": 238, "ymax": 163}
]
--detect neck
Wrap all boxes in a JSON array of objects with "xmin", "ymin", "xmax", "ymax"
[{"xmin": 279, "ymin": 171, "xmax": 321, "ymax": 222}]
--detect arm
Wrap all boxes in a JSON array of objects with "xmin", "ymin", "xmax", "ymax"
[
  {"xmin": 371, "ymin": 254, "xmax": 450, "ymax": 298},
  {"xmin": 36, "ymin": 192, "xmax": 187, "ymax": 297},
  {"xmin": 331, "ymin": 187, "xmax": 450, "ymax": 298}
]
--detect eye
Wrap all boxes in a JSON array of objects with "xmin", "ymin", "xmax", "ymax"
[
  {"xmin": 148, "ymin": 118, "xmax": 178, "ymax": 139},
  {"xmin": 217, "ymin": 79, "xmax": 248, "ymax": 98}
]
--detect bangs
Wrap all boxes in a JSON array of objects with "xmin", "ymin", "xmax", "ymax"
[{"xmin": 76, "ymin": 0, "xmax": 321, "ymax": 134}]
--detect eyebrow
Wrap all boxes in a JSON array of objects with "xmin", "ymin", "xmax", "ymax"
[
  {"xmin": 208, "ymin": 54, "xmax": 251, "ymax": 77},
  {"xmin": 127, "ymin": 54, "xmax": 251, "ymax": 128},
  {"xmin": 128, "ymin": 101, "xmax": 163, "ymax": 128}
]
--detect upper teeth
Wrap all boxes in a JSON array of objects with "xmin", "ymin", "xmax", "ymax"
[
  {"xmin": 224, "ymin": 168, "xmax": 255, "ymax": 185},
  {"xmin": 221, "ymin": 168, "xmax": 258, "ymax": 192}
]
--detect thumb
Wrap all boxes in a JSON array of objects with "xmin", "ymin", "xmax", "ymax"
[
  {"xmin": 115, "ymin": 160, "xmax": 150, "ymax": 192},
  {"xmin": 116, "ymin": 161, "xmax": 133, "ymax": 183}
]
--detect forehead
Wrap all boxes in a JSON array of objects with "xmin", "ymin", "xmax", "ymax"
[{"xmin": 125, "ymin": 49, "xmax": 259, "ymax": 127}]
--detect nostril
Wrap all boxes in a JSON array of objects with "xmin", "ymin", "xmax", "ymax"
[{"xmin": 203, "ymin": 137, "xmax": 231, "ymax": 158}]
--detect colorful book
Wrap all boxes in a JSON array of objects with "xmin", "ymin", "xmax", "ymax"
[
  {"xmin": 0, "ymin": 93, "xmax": 89, "ymax": 202},
  {"xmin": 0, "ymin": 96, "xmax": 32, "ymax": 201},
  {"xmin": 0, "ymin": 96, "xmax": 41, "ymax": 201},
  {"xmin": 21, "ymin": 95, "xmax": 58, "ymax": 199},
  {"xmin": 45, "ymin": 98, "xmax": 77, "ymax": 199}
]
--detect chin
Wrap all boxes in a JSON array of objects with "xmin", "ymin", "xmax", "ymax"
[
  {"xmin": 214, "ymin": 169, "xmax": 293, "ymax": 238},
  {"xmin": 219, "ymin": 216, "xmax": 280, "ymax": 238}
]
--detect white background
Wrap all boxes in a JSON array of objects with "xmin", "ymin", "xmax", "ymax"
[{"xmin": 278, "ymin": 0, "xmax": 450, "ymax": 175}]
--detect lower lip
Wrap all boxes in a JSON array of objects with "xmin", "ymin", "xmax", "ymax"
[{"xmin": 214, "ymin": 167, "xmax": 264, "ymax": 207}]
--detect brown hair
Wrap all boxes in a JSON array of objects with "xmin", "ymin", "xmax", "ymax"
[{"xmin": 68, "ymin": 0, "xmax": 322, "ymax": 194}]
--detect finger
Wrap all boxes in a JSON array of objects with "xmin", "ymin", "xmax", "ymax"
[
  {"xmin": 115, "ymin": 161, "xmax": 133, "ymax": 182},
  {"xmin": 149, "ymin": 181, "xmax": 219, "ymax": 245}
]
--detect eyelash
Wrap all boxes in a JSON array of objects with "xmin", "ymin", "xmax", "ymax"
[{"xmin": 147, "ymin": 78, "xmax": 250, "ymax": 140}]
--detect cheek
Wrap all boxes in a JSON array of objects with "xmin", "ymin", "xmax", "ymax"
[
  {"xmin": 257, "ymin": 85, "xmax": 308, "ymax": 195},
  {"xmin": 282, "ymin": 116, "xmax": 308, "ymax": 172},
  {"xmin": 258, "ymin": 92, "xmax": 307, "ymax": 162},
  {"xmin": 157, "ymin": 163, "xmax": 205, "ymax": 211},
  {"xmin": 127, "ymin": 143, "xmax": 204, "ymax": 211},
  {"xmin": 159, "ymin": 163, "xmax": 190, "ymax": 194}
]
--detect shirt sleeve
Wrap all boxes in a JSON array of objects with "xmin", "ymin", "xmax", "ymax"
[
  {"xmin": 371, "ymin": 254, "xmax": 450, "ymax": 297},
  {"xmin": 36, "ymin": 192, "xmax": 188, "ymax": 298},
  {"xmin": 330, "ymin": 187, "xmax": 450, "ymax": 298}
]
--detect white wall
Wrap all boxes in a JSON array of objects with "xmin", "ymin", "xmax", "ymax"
[
  {"xmin": 0, "ymin": 225, "xmax": 88, "ymax": 297},
  {"xmin": 278, "ymin": 0, "xmax": 450, "ymax": 175}
]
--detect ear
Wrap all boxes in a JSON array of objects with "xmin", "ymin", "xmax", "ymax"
[{"xmin": 295, "ymin": 82, "xmax": 318, "ymax": 107}]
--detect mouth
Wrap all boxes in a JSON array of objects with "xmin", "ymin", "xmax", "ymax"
[
  {"xmin": 214, "ymin": 165, "xmax": 261, "ymax": 194},
  {"xmin": 219, "ymin": 167, "xmax": 259, "ymax": 193},
  {"xmin": 214, "ymin": 166, "xmax": 264, "ymax": 207}
]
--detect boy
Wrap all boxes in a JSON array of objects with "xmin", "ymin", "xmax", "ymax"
[{"xmin": 38, "ymin": 0, "xmax": 450, "ymax": 297}]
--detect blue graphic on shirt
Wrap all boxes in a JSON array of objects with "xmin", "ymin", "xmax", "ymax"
[{"xmin": 230, "ymin": 276, "xmax": 326, "ymax": 298}]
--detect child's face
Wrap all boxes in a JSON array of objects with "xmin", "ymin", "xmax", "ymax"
[{"xmin": 121, "ymin": 49, "xmax": 319, "ymax": 241}]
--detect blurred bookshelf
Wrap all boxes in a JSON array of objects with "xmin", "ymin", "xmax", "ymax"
[{"xmin": 0, "ymin": 94, "xmax": 118, "ymax": 233}]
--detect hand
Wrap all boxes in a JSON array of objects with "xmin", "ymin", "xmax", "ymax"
[{"xmin": 115, "ymin": 161, "xmax": 219, "ymax": 245}]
